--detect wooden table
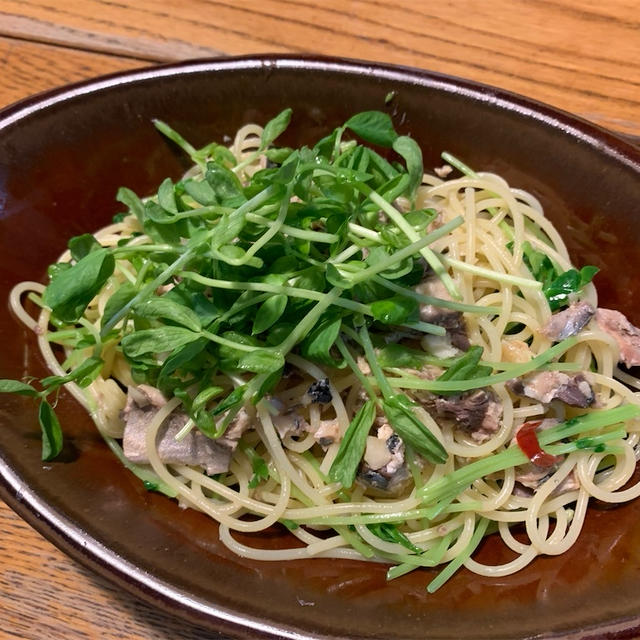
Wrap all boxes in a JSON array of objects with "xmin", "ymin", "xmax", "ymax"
[{"xmin": 0, "ymin": 2, "xmax": 638, "ymax": 638}]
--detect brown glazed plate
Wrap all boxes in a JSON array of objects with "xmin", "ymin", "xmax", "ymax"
[{"xmin": 1, "ymin": 55, "xmax": 640, "ymax": 640}]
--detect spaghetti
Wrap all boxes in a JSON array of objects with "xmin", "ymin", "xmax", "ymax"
[{"xmin": 7, "ymin": 109, "xmax": 640, "ymax": 591}]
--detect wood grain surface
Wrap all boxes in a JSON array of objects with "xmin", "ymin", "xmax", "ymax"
[
  {"xmin": 1, "ymin": 0, "xmax": 639, "ymax": 134},
  {"xmin": 0, "ymin": 1, "xmax": 638, "ymax": 639}
]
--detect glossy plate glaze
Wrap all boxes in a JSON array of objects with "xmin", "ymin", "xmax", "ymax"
[{"xmin": 1, "ymin": 56, "xmax": 640, "ymax": 640}]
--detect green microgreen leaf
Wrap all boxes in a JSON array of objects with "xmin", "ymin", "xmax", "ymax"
[
  {"xmin": 329, "ymin": 399, "xmax": 377, "ymax": 487},
  {"xmin": 217, "ymin": 332, "xmax": 260, "ymax": 370},
  {"xmin": 382, "ymin": 394, "xmax": 447, "ymax": 464},
  {"xmin": 157, "ymin": 338, "xmax": 208, "ymax": 392},
  {"xmin": 116, "ymin": 187, "xmax": 146, "ymax": 224},
  {"xmin": 544, "ymin": 265, "xmax": 599, "ymax": 311},
  {"xmin": 243, "ymin": 445, "xmax": 269, "ymax": 488},
  {"xmin": 391, "ymin": 135, "xmax": 423, "ymax": 198},
  {"xmin": 253, "ymin": 367, "xmax": 284, "ymax": 403},
  {"xmin": 0, "ymin": 380, "xmax": 40, "ymax": 396},
  {"xmin": 366, "ymin": 246, "xmax": 414, "ymax": 280},
  {"xmin": 211, "ymin": 385, "xmax": 247, "ymax": 417},
  {"xmin": 370, "ymin": 295, "xmax": 418, "ymax": 325},
  {"xmin": 43, "ymin": 249, "xmax": 115, "ymax": 323},
  {"xmin": 211, "ymin": 211, "xmax": 245, "ymax": 249},
  {"xmin": 237, "ymin": 349, "xmax": 285, "ymax": 374},
  {"xmin": 196, "ymin": 141, "xmax": 237, "ymax": 167},
  {"xmin": 376, "ymin": 343, "xmax": 441, "ymax": 369},
  {"xmin": 273, "ymin": 151, "xmax": 299, "ymax": 184},
  {"xmin": 434, "ymin": 346, "xmax": 492, "ymax": 395},
  {"xmin": 134, "ymin": 297, "xmax": 202, "ymax": 332},
  {"xmin": 313, "ymin": 128, "xmax": 340, "ymax": 159},
  {"xmin": 158, "ymin": 178, "xmax": 178, "ymax": 213},
  {"xmin": 41, "ymin": 356, "xmax": 104, "ymax": 389},
  {"xmin": 345, "ymin": 111, "xmax": 399, "ymax": 147},
  {"xmin": 261, "ymin": 108, "xmax": 293, "ymax": 149},
  {"xmin": 325, "ymin": 263, "xmax": 356, "ymax": 289},
  {"xmin": 521, "ymin": 240, "xmax": 557, "ymax": 285},
  {"xmin": 519, "ymin": 241, "xmax": 598, "ymax": 311},
  {"xmin": 252, "ymin": 294, "xmax": 288, "ymax": 335},
  {"xmin": 265, "ymin": 147, "xmax": 294, "ymax": 164},
  {"xmin": 367, "ymin": 523, "xmax": 422, "ymax": 554},
  {"xmin": 299, "ymin": 311, "xmax": 344, "ymax": 368},
  {"xmin": 68, "ymin": 234, "xmax": 101, "ymax": 262},
  {"xmin": 121, "ymin": 327, "xmax": 202, "ymax": 359},
  {"xmin": 183, "ymin": 178, "xmax": 218, "ymax": 206},
  {"xmin": 101, "ymin": 282, "xmax": 137, "ymax": 330},
  {"xmin": 38, "ymin": 400, "xmax": 63, "ymax": 461},
  {"xmin": 192, "ymin": 385, "xmax": 224, "ymax": 413},
  {"xmin": 206, "ymin": 163, "xmax": 247, "ymax": 207}
]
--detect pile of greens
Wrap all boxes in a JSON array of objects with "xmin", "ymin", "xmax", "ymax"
[
  {"xmin": 1, "ymin": 109, "xmax": 599, "ymax": 466},
  {"xmin": 3, "ymin": 109, "xmax": 461, "ymax": 462}
]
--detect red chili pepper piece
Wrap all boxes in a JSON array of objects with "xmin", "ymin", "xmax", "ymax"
[{"xmin": 515, "ymin": 420, "xmax": 560, "ymax": 468}]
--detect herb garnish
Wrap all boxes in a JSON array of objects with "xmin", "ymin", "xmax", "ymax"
[{"xmin": 3, "ymin": 109, "xmax": 459, "ymax": 465}]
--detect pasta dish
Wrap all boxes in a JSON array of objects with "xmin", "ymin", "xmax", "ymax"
[{"xmin": 5, "ymin": 109, "xmax": 640, "ymax": 592}]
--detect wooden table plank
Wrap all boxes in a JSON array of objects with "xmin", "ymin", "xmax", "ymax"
[
  {"xmin": 0, "ymin": 501, "xmax": 225, "ymax": 640},
  {"xmin": 0, "ymin": 35, "xmax": 141, "ymax": 108},
  {"xmin": 0, "ymin": 2, "xmax": 639, "ymax": 638},
  {"xmin": 0, "ymin": 11, "xmax": 222, "ymax": 61},
  {"xmin": 0, "ymin": 0, "xmax": 638, "ymax": 135}
]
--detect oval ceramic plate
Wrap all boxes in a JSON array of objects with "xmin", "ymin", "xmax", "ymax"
[{"xmin": 1, "ymin": 56, "xmax": 640, "ymax": 640}]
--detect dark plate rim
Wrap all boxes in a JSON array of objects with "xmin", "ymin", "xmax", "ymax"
[{"xmin": 1, "ymin": 53, "xmax": 640, "ymax": 640}]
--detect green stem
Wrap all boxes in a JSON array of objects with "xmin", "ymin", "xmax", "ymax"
[
  {"xmin": 418, "ymin": 405, "xmax": 640, "ymax": 509},
  {"xmin": 113, "ymin": 243, "xmax": 184, "ymax": 255},
  {"xmin": 240, "ymin": 184, "xmax": 292, "ymax": 263},
  {"xmin": 348, "ymin": 222, "xmax": 381, "ymax": 242},
  {"xmin": 148, "ymin": 205, "xmax": 232, "ymax": 224},
  {"xmin": 387, "ymin": 530, "xmax": 457, "ymax": 580},
  {"xmin": 440, "ymin": 152, "xmax": 478, "ymax": 179},
  {"xmin": 404, "ymin": 321, "xmax": 447, "ymax": 335},
  {"xmin": 335, "ymin": 524, "xmax": 376, "ymax": 559},
  {"xmin": 347, "ymin": 216, "xmax": 464, "ymax": 287},
  {"xmin": 153, "ymin": 119, "xmax": 199, "ymax": 166},
  {"xmin": 335, "ymin": 336, "xmax": 379, "ymax": 401},
  {"xmin": 356, "ymin": 183, "xmax": 460, "ymax": 299},
  {"xmin": 276, "ymin": 288, "xmax": 342, "ymax": 355},
  {"xmin": 245, "ymin": 213, "xmax": 339, "ymax": 243},
  {"xmin": 331, "ymin": 126, "xmax": 346, "ymax": 162},
  {"xmin": 210, "ymin": 292, "xmax": 271, "ymax": 329},
  {"xmin": 427, "ymin": 517, "xmax": 489, "ymax": 592},
  {"xmin": 372, "ymin": 275, "xmax": 500, "ymax": 314},
  {"xmin": 355, "ymin": 324, "xmax": 394, "ymax": 400},
  {"xmin": 200, "ymin": 330, "xmax": 258, "ymax": 352},
  {"xmin": 444, "ymin": 257, "xmax": 541, "ymax": 290},
  {"xmin": 100, "ymin": 247, "xmax": 195, "ymax": 336},
  {"xmin": 179, "ymin": 271, "xmax": 365, "ymax": 313},
  {"xmin": 288, "ymin": 508, "xmax": 440, "ymax": 526},
  {"xmin": 329, "ymin": 244, "xmax": 362, "ymax": 264},
  {"xmin": 386, "ymin": 338, "xmax": 577, "ymax": 393}
]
